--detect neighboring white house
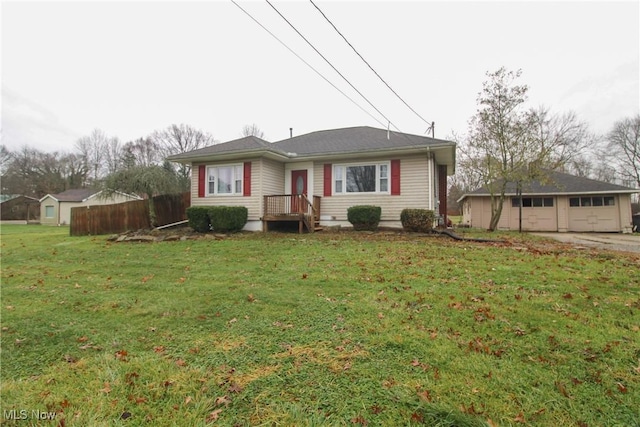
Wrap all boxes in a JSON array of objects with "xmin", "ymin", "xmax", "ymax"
[
  {"xmin": 167, "ymin": 126, "xmax": 457, "ymax": 231},
  {"xmin": 458, "ymin": 171, "xmax": 638, "ymax": 233},
  {"xmin": 39, "ymin": 189, "xmax": 141, "ymax": 226}
]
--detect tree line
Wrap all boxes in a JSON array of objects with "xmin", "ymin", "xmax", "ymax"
[
  {"xmin": 449, "ymin": 67, "xmax": 639, "ymax": 230},
  {"xmin": 0, "ymin": 124, "xmax": 214, "ymax": 198},
  {"xmin": 1, "ymin": 123, "xmax": 268, "ymax": 200}
]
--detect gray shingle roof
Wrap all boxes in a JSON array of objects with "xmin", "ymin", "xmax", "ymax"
[
  {"xmin": 50, "ymin": 188, "xmax": 98, "ymax": 202},
  {"xmin": 465, "ymin": 170, "xmax": 638, "ymax": 197},
  {"xmin": 273, "ymin": 126, "xmax": 452, "ymax": 155},
  {"xmin": 167, "ymin": 135, "xmax": 276, "ymax": 160},
  {"xmin": 166, "ymin": 126, "xmax": 454, "ymax": 162}
]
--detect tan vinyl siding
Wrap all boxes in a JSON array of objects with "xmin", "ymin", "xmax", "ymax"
[
  {"xmin": 618, "ymin": 194, "xmax": 633, "ymax": 232},
  {"xmin": 40, "ymin": 195, "xmax": 59, "ymax": 226},
  {"xmin": 557, "ymin": 196, "xmax": 569, "ymax": 232},
  {"xmin": 259, "ymin": 158, "xmax": 285, "ymax": 197},
  {"xmin": 313, "ymin": 155, "xmax": 432, "ymax": 221}
]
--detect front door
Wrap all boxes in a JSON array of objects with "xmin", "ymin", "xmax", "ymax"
[{"xmin": 291, "ymin": 170, "xmax": 307, "ymax": 213}]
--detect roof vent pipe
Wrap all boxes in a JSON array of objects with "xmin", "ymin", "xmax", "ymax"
[{"xmin": 290, "ymin": 128, "xmax": 293, "ymax": 138}]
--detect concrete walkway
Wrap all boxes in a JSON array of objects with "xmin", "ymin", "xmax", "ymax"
[{"xmin": 532, "ymin": 232, "xmax": 640, "ymax": 253}]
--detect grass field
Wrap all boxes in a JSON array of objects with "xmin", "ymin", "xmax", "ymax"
[{"xmin": 1, "ymin": 225, "xmax": 639, "ymax": 426}]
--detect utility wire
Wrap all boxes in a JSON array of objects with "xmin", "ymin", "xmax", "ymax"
[
  {"xmin": 230, "ymin": 0, "xmax": 388, "ymax": 129},
  {"xmin": 265, "ymin": 0, "xmax": 403, "ymax": 134},
  {"xmin": 309, "ymin": 0, "xmax": 435, "ymax": 137}
]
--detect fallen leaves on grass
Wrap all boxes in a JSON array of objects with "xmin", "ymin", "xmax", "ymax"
[
  {"xmin": 555, "ymin": 380, "xmax": 571, "ymax": 399},
  {"xmin": 370, "ymin": 405, "xmax": 383, "ymax": 414},
  {"xmin": 351, "ymin": 415, "xmax": 367, "ymax": 425},
  {"xmin": 206, "ymin": 409, "xmax": 222, "ymax": 423},
  {"xmin": 215, "ymin": 395, "xmax": 231, "ymax": 406},
  {"xmin": 460, "ymin": 402, "xmax": 484, "ymax": 415},
  {"xmin": 228, "ymin": 382, "xmax": 243, "ymax": 393},
  {"xmin": 63, "ymin": 354, "xmax": 77, "ymax": 363},
  {"xmin": 417, "ymin": 389, "xmax": 432, "ymax": 402},
  {"xmin": 128, "ymin": 395, "xmax": 147, "ymax": 404}
]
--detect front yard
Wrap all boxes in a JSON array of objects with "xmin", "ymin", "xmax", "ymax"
[{"xmin": 1, "ymin": 225, "xmax": 638, "ymax": 426}]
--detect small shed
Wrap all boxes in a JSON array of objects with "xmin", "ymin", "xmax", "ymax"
[
  {"xmin": 0, "ymin": 195, "xmax": 40, "ymax": 223},
  {"xmin": 39, "ymin": 189, "xmax": 141, "ymax": 226}
]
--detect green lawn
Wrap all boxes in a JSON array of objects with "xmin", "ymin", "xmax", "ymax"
[{"xmin": 1, "ymin": 225, "xmax": 638, "ymax": 426}]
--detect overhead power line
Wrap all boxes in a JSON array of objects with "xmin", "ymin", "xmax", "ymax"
[
  {"xmin": 230, "ymin": 0, "xmax": 388, "ymax": 129},
  {"xmin": 265, "ymin": 0, "xmax": 403, "ymax": 133},
  {"xmin": 309, "ymin": 0, "xmax": 435, "ymax": 137}
]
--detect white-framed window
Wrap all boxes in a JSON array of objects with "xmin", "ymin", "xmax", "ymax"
[
  {"xmin": 207, "ymin": 164, "xmax": 243, "ymax": 195},
  {"xmin": 45, "ymin": 206, "xmax": 54, "ymax": 218},
  {"xmin": 334, "ymin": 162, "xmax": 390, "ymax": 194}
]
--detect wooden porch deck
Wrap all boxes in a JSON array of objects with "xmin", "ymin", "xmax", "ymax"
[{"xmin": 262, "ymin": 195, "xmax": 321, "ymax": 233}]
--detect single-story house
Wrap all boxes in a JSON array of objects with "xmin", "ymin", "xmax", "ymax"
[
  {"xmin": 0, "ymin": 195, "xmax": 40, "ymax": 222},
  {"xmin": 458, "ymin": 171, "xmax": 639, "ymax": 233},
  {"xmin": 39, "ymin": 189, "xmax": 142, "ymax": 226},
  {"xmin": 167, "ymin": 126, "xmax": 456, "ymax": 231}
]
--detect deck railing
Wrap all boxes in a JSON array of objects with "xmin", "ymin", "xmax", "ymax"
[
  {"xmin": 263, "ymin": 194, "xmax": 319, "ymax": 218},
  {"xmin": 263, "ymin": 194, "xmax": 321, "ymax": 232}
]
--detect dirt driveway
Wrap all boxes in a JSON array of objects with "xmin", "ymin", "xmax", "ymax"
[{"xmin": 532, "ymin": 232, "xmax": 640, "ymax": 254}]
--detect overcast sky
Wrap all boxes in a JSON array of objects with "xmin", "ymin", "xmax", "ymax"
[{"xmin": 2, "ymin": 0, "xmax": 638, "ymax": 154}]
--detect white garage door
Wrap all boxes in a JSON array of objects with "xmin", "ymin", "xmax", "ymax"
[{"xmin": 568, "ymin": 196, "xmax": 619, "ymax": 232}]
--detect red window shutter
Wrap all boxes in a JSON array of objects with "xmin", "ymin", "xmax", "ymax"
[
  {"xmin": 243, "ymin": 162, "xmax": 252, "ymax": 196},
  {"xmin": 198, "ymin": 165, "xmax": 206, "ymax": 197},
  {"xmin": 391, "ymin": 159, "xmax": 401, "ymax": 195},
  {"xmin": 323, "ymin": 164, "xmax": 332, "ymax": 196}
]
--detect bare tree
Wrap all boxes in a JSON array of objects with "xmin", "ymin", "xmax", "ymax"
[
  {"xmin": 460, "ymin": 68, "xmax": 591, "ymax": 230},
  {"xmin": 564, "ymin": 153, "xmax": 595, "ymax": 178},
  {"xmin": 241, "ymin": 123, "xmax": 266, "ymax": 139},
  {"xmin": 0, "ymin": 144, "xmax": 12, "ymax": 175},
  {"xmin": 75, "ymin": 129, "xmax": 109, "ymax": 184},
  {"xmin": 151, "ymin": 124, "xmax": 214, "ymax": 189},
  {"xmin": 60, "ymin": 153, "xmax": 90, "ymax": 189},
  {"xmin": 122, "ymin": 138, "xmax": 162, "ymax": 167},
  {"xmin": 103, "ymin": 137, "xmax": 123, "ymax": 176},
  {"xmin": 527, "ymin": 107, "xmax": 591, "ymax": 170},
  {"xmin": 606, "ymin": 115, "xmax": 640, "ymax": 189},
  {"xmin": 1, "ymin": 146, "xmax": 40, "ymax": 196}
]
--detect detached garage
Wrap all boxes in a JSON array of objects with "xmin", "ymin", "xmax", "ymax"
[{"xmin": 459, "ymin": 171, "xmax": 638, "ymax": 233}]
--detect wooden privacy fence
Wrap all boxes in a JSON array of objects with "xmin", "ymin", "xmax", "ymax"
[
  {"xmin": 70, "ymin": 192, "xmax": 191, "ymax": 236},
  {"xmin": 153, "ymin": 192, "xmax": 190, "ymax": 226},
  {"xmin": 71, "ymin": 200, "xmax": 150, "ymax": 236}
]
